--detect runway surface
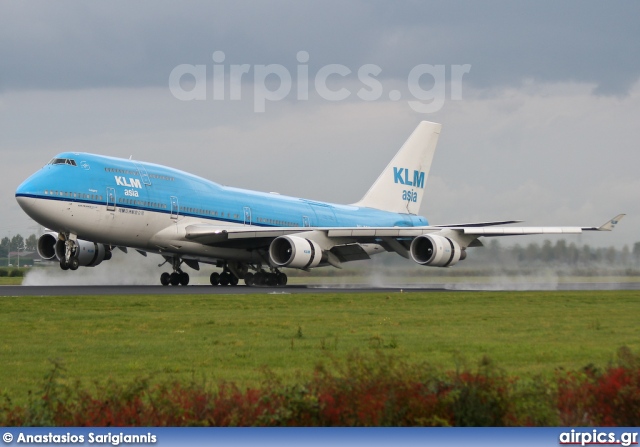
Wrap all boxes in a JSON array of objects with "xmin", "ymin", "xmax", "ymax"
[{"xmin": 1, "ymin": 282, "xmax": 639, "ymax": 296}]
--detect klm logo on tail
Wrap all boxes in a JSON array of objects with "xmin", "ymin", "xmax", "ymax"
[{"xmin": 393, "ymin": 167, "xmax": 425, "ymax": 189}]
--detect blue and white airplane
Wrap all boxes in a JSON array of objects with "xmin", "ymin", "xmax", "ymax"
[{"xmin": 15, "ymin": 121, "xmax": 623, "ymax": 286}]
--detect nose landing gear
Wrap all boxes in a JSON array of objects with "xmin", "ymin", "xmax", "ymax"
[{"xmin": 58, "ymin": 234, "xmax": 80, "ymax": 271}]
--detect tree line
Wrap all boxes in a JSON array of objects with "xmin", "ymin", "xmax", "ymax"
[
  {"xmin": 0, "ymin": 234, "xmax": 38, "ymax": 258},
  {"xmin": 472, "ymin": 239, "xmax": 640, "ymax": 267}
]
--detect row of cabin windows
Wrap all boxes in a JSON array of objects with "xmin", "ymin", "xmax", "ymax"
[
  {"xmin": 104, "ymin": 167, "xmax": 139, "ymax": 176},
  {"xmin": 148, "ymin": 173, "xmax": 175, "ymax": 181},
  {"xmin": 177, "ymin": 206, "xmax": 300, "ymax": 226},
  {"xmin": 118, "ymin": 198, "xmax": 168, "ymax": 209},
  {"xmin": 258, "ymin": 217, "xmax": 300, "ymax": 227},
  {"xmin": 179, "ymin": 206, "xmax": 232, "ymax": 218},
  {"xmin": 44, "ymin": 190, "xmax": 103, "ymax": 201},
  {"xmin": 103, "ymin": 167, "xmax": 175, "ymax": 182}
]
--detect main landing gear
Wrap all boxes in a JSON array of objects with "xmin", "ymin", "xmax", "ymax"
[
  {"xmin": 209, "ymin": 268, "xmax": 239, "ymax": 286},
  {"xmin": 160, "ymin": 257, "xmax": 190, "ymax": 286},
  {"xmin": 244, "ymin": 269, "xmax": 287, "ymax": 287},
  {"xmin": 208, "ymin": 263, "xmax": 288, "ymax": 287},
  {"xmin": 159, "ymin": 259, "xmax": 288, "ymax": 288}
]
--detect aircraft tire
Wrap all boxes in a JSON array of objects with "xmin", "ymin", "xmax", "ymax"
[
  {"xmin": 219, "ymin": 272, "xmax": 230, "ymax": 286},
  {"xmin": 160, "ymin": 272, "xmax": 171, "ymax": 286},
  {"xmin": 60, "ymin": 259, "xmax": 70, "ymax": 271},
  {"xmin": 244, "ymin": 272, "xmax": 254, "ymax": 286},
  {"xmin": 170, "ymin": 272, "xmax": 180, "ymax": 286},
  {"xmin": 276, "ymin": 272, "xmax": 287, "ymax": 286},
  {"xmin": 210, "ymin": 272, "xmax": 220, "ymax": 286},
  {"xmin": 179, "ymin": 272, "xmax": 190, "ymax": 286},
  {"xmin": 265, "ymin": 273, "xmax": 276, "ymax": 287},
  {"xmin": 69, "ymin": 257, "xmax": 80, "ymax": 271},
  {"xmin": 229, "ymin": 275, "xmax": 239, "ymax": 286}
]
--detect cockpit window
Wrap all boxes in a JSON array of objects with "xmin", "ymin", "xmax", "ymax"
[{"xmin": 49, "ymin": 158, "xmax": 77, "ymax": 166}]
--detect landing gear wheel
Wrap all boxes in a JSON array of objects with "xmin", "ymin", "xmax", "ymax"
[
  {"xmin": 160, "ymin": 272, "xmax": 171, "ymax": 286},
  {"xmin": 276, "ymin": 272, "xmax": 288, "ymax": 286},
  {"xmin": 69, "ymin": 257, "xmax": 80, "ymax": 271},
  {"xmin": 170, "ymin": 272, "xmax": 180, "ymax": 286},
  {"xmin": 229, "ymin": 275, "xmax": 239, "ymax": 286},
  {"xmin": 59, "ymin": 259, "xmax": 70, "ymax": 271},
  {"xmin": 210, "ymin": 272, "xmax": 220, "ymax": 286},
  {"xmin": 219, "ymin": 272, "xmax": 230, "ymax": 286},
  {"xmin": 265, "ymin": 273, "xmax": 277, "ymax": 287},
  {"xmin": 244, "ymin": 272, "xmax": 254, "ymax": 286},
  {"xmin": 179, "ymin": 272, "xmax": 190, "ymax": 286}
]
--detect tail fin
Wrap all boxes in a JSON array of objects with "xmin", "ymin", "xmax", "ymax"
[{"xmin": 353, "ymin": 121, "xmax": 441, "ymax": 215}]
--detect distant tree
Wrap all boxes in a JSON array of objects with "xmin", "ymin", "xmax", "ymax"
[
  {"xmin": 604, "ymin": 246, "xmax": 616, "ymax": 264},
  {"xmin": 554, "ymin": 240, "xmax": 568, "ymax": 263},
  {"xmin": 579, "ymin": 244, "xmax": 592, "ymax": 265},
  {"xmin": 25, "ymin": 234, "xmax": 37, "ymax": 252},
  {"xmin": 567, "ymin": 242, "xmax": 579, "ymax": 265},
  {"xmin": 525, "ymin": 242, "xmax": 540, "ymax": 262},
  {"xmin": 633, "ymin": 242, "xmax": 640, "ymax": 266},
  {"xmin": 487, "ymin": 239, "xmax": 500, "ymax": 254},
  {"xmin": 10, "ymin": 234, "xmax": 24, "ymax": 252},
  {"xmin": 621, "ymin": 245, "xmax": 630, "ymax": 265},
  {"xmin": 541, "ymin": 240, "xmax": 554, "ymax": 263},
  {"xmin": 0, "ymin": 237, "xmax": 8, "ymax": 258}
]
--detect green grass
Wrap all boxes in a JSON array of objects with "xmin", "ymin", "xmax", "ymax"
[
  {"xmin": 0, "ymin": 278, "xmax": 23, "ymax": 285},
  {"xmin": 1, "ymin": 291, "xmax": 639, "ymax": 404}
]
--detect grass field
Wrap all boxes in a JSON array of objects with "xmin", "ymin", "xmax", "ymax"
[{"xmin": 1, "ymin": 290, "xmax": 639, "ymax": 404}]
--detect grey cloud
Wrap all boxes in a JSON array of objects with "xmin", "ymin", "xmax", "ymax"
[{"xmin": 1, "ymin": 1, "xmax": 639, "ymax": 94}]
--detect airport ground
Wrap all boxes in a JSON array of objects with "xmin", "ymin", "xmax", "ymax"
[{"xmin": 0, "ymin": 287, "xmax": 638, "ymax": 405}]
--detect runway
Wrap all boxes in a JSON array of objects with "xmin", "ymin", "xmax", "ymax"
[{"xmin": 1, "ymin": 282, "xmax": 639, "ymax": 296}]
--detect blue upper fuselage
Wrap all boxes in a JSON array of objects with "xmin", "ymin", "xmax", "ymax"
[{"xmin": 15, "ymin": 152, "xmax": 430, "ymax": 229}]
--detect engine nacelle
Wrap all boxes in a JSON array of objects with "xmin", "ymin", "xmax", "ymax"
[
  {"xmin": 38, "ymin": 232, "xmax": 111, "ymax": 267},
  {"xmin": 410, "ymin": 234, "xmax": 465, "ymax": 267},
  {"xmin": 37, "ymin": 233, "xmax": 58, "ymax": 260},
  {"xmin": 269, "ymin": 236, "xmax": 322, "ymax": 269}
]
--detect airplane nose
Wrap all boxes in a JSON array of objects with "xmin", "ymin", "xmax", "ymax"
[
  {"xmin": 16, "ymin": 195, "xmax": 35, "ymax": 212},
  {"xmin": 15, "ymin": 179, "xmax": 36, "ymax": 210}
]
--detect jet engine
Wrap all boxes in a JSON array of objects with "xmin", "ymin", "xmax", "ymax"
[
  {"xmin": 410, "ymin": 234, "xmax": 465, "ymax": 267},
  {"xmin": 37, "ymin": 232, "xmax": 112, "ymax": 267},
  {"xmin": 37, "ymin": 233, "xmax": 58, "ymax": 260},
  {"xmin": 269, "ymin": 236, "xmax": 322, "ymax": 269}
]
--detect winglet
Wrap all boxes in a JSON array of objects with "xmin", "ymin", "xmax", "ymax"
[
  {"xmin": 583, "ymin": 214, "xmax": 626, "ymax": 231},
  {"xmin": 597, "ymin": 214, "xmax": 625, "ymax": 231}
]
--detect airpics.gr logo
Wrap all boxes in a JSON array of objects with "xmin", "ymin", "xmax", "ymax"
[{"xmin": 393, "ymin": 167, "xmax": 425, "ymax": 189}]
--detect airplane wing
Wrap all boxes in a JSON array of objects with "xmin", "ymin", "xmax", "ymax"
[
  {"xmin": 184, "ymin": 214, "xmax": 624, "ymax": 243},
  {"xmin": 183, "ymin": 214, "xmax": 624, "ymax": 266},
  {"xmin": 143, "ymin": 214, "xmax": 625, "ymax": 270}
]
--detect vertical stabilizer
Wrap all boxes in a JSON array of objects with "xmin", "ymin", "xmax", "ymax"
[{"xmin": 353, "ymin": 121, "xmax": 441, "ymax": 215}]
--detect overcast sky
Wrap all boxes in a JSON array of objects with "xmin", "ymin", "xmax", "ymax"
[{"xmin": 1, "ymin": 0, "xmax": 639, "ymax": 249}]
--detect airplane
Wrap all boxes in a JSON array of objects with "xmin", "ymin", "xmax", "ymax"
[{"xmin": 15, "ymin": 121, "xmax": 624, "ymax": 287}]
